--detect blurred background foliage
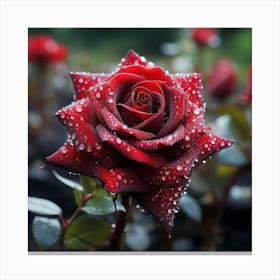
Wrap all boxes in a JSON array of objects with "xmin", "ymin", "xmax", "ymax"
[{"xmin": 28, "ymin": 28, "xmax": 251, "ymax": 251}]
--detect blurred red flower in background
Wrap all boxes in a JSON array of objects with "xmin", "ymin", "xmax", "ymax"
[
  {"xmin": 207, "ymin": 59, "xmax": 237, "ymax": 98},
  {"xmin": 240, "ymin": 66, "xmax": 252, "ymax": 105},
  {"xmin": 28, "ymin": 35, "xmax": 67, "ymax": 64},
  {"xmin": 191, "ymin": 28, "xmax": 220, "ymax": 47}
]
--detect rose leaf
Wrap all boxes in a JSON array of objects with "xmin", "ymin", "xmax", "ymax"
[
  {"xmin": 28, "ymin": 197, "xmax": 62, "ymax": 217},
  {"xmin": 64, "ymin": 216, "xmax": 111, "ymax": 250},
  {"xmin": 81, "ymin": 196, "xmax": 126, "ymax": 216},
  {"xmin": 32, "ymin": 216, "xmax": 62, "ymax": 250},
  {"xmin": 52, "ymin": 170, "xmax": 83, "ymax": 192}
]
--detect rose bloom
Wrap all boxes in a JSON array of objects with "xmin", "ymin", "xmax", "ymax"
[
  {"xmin": 240, "ymin": 66, "xmax": 252, "ymax": 105},
  {"xmin": 28, "ymin": 35, "xmax": 67, "ymax": 64},
  {"xmin": 191, "ymin": 28, "xmax": 219, "ymax": 47},
  {"xmin": 47, "ymin": 50, "xmax": 233, "ymax": 230},
  {"xmin": 207, "ymin": 59, "xmax": 237, "ymax": 98}
]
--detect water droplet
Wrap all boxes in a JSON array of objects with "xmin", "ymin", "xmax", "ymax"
[
  {"xmin": 86, "ymin": 146, "xmax": 92, "ymax": 152},
  {"xmin": 176, "ymin": 165, "xmax": 183, "ymax": 171},
  {"xmin": 78, "ymin": 78, "xmax": 84, "ymax": 83},
  {"xmin": 117, "ymin": 174, "xmax": 122, "ymax": 180},
  {"xmin": 167, "ymin": 135, "xmax": 173, "ymax": 141},
  {"xmin": 108, "ymin": 97, "xmax": 113, "ymax": 104},
  {"xmin": 75, "ymin": 104, "xmax": 82, "ymax": 113},
  {"xmin": 185, "ymin": 135, "xmax": 190, "ymax": 141},
  {"xmin": 221, "ymin": 141, "xmax": 225, "ymax": 147},
  {"xmin": 60, "ymin": 146, "xmax": 68, "ymax": 153},
  {"xmin": 194, "ymin": 108, "xmax": 200, "ymax": 115},
  {"xmin": 95, "ymin": 143, "xmax": 102, "ymax": 150},
  {"xmin": 96, "ymin": 92, "xmax": 101, "ymax": 98},
  {"xmin": 78, "ymin": 143, "xmax": 85, "ymax": 150},
  {"xmin": 71, "ymin": 133, "xmax": 77, "ymax": 140},
  {"xmin": 116, "ymin": 138, "xmax": 122, "ymax": 144}
]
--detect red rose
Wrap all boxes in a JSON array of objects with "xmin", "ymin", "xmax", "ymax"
[
  {"xmin": 28, "ymin": 35, "xmax": 67, "ymax": 64},
  {"xmin": 207, "ymin": 59, "xmax": 237, "ymax": 98},
  {"xmin": 191, "ymin": 28, "xmax": 219, "ymax": 47},
  {"xmin": 240, "ymin": 66, "xmax": 252, "ymax": 105},
  {"xmin": 47, "ymin": 50, "xmax": 233, "ymax": 230}
]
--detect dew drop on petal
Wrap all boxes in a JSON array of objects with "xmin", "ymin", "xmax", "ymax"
[
  {"xmin": 86, "ymin": 146, "xmax": 92, "ymax": 152},
  {"xmin": 75, "ymin": 104, "xmax": 83, "ymax": 113},
  {"xmin": 78, "ymin": 143, "xmax": 85, "ymax": 150},
  {"xmin": 116, "ymin": 138, "xmax": 122, "ymax": 144},
  {"xmin": 108, "ymin": 97, "xmax": 114, "ymax": 104},
  {"xmin": 95, "ymin": 143, "xmax": 102, "ymax": 150},
  {"xmin": 194, "ymin": 108, "xmax": 200, "ymax": 115},
  {"xmin": 60, "ymin": 146, "xmax": 68, "ymax": 153},
  {"xmin": 176, "ymin": 165, "xmax": 183, "ymax": 171}
]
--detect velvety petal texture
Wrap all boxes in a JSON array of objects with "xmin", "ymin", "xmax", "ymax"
[{"xmin": 47, "ymin": 50, "xmax": 234, "ymax": 230}]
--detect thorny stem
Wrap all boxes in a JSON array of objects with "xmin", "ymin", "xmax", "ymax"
[{"xmin": 109, "ymin": 193, "xmax": 130, "ymax": 251}]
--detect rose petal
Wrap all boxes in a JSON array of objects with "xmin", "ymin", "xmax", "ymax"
[
  {"xmin": 130, "ymin": 123, "xmax": 185, "ymax": 151},
  {"xmin": 70, "ymin": 72, "xmax": 110, "ymax": 100},
  {"xmin": 93, "ymin": 165, "xmax": 149, "ymax": 193},
  {"xmin": 88, "ymin": 73, "xmax": 145, "ymax": 122},
  {"xmin": 117, "ymin": 65, "xmax": 173, "ymax": 84},
  {"xmin": 172, "ymin": 73, "xmax": 204, "ymax": 108},
  {"xmin": 96, "ymin": 124, "xmax": 166, "ymax": 168},
  {"xmin": 100, "ymin": 107, "xmax": 155, "ymax": 140},
  {"xmin": 156, "ymin": 85, "xmax": 186, "ymax": 137},
  {"xmin": 46, "ymin": 142, "xmax": 93, "ymax": 176},
  {"xmin": 55, "ymin": 97, "xmax": 117, "ymax": 168},
  {"xmin": 120, "ymin": 50, "xmax": 150, "ymax": 67},
  {"xmin": 132, "ymin": 184, "xmax": 187, "ymax": 231},
  {"xmin": 136, "ymin": 145, "xmax": 200, "ymax": 188}
]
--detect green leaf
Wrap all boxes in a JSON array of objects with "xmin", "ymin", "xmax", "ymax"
[
  {"xmin": 32, "ymin": 216, "xmax": 62, "ymax": 250},
  {"xmin": 82, "ymin": 196, "xmax": 126, "ymax": 216},
  {"xmin": 73, "ymin": 188, "xmax": 83, "ymax": 206},
  {"xmin": 80, "ymin": 175, "xmax": 97, "ymax": 194},
  {"xmin": 28, "ymin": 197, "xmax": 62, "ymax": 216},
  {"xmin": 64, "ymin": 216, "xmax": 111, "ymax": 250},
  {"xmin": 53, "ymin": 170, "xmax": 83, "ymax": 191},
  {"xmin": 179, "ymin": 195, "xmax": 202, "ymax": 223}
]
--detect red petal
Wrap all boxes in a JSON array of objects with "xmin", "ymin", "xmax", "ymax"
[
  {"xmin": 93, "ymin": 165, "xmax": 149, "ymax": 193},
  {"xmin": 55, "ymin": 97, "xmax": 117, "ymax": 168},
  {"xmin": 194, "ymin": 129, "xmax": 234, "ymax": 165},
  {"xmin": 120, "ymin": 50, "xmax": 150, "ymax": 67},
  {"xmin": 96, "ymin": 124, "xmax": 166, "ymax": 168},
  {"xmin": 136, "ymin": 145, "xmax": 200, "ymax": 188},
  {"xmin": 173, "ymin": 73, "xmax": 204, "ymax": 108},
  {"xmin": 46, "ymin": 142, "xmax": 93, "ymax": 176},
  {"xmin": 130, "ymin": 123, "xmax": 185, "ymax": 151},
  {"xmin": 156, "ymin": 85, "xmax": 186, "ymax": 137},
  {"xmin": 132, "ymin": 184, "xmax": 187, "ymax": 231},
  {"xmin": 88, "ymin": 73, "xmax": 145, "ymax": 122},
  {"xmin": 70, "ymin": 72, "xmax": 110, "ymax": 100},
  {"xmin": 117, "ymin": 65, "xmax": 173, "ymax": 84},
  {"xmin": 100, "ymin": 107, "xmax": 155, "ymax": 140}
]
